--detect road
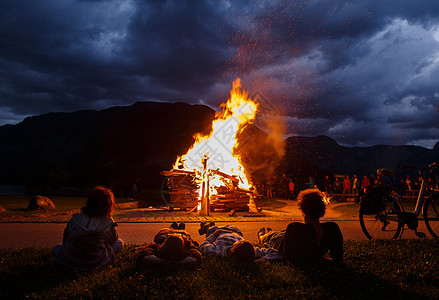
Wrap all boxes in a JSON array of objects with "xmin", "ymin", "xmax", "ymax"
[{"xmin": 0, "ymin": 220, "xmax": 433, "ymax": 249}]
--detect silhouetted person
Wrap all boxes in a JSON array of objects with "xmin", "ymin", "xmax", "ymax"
[
  {"xmin": 361, "ymin": 175, "xmax": 371, "ymax": 194},
  {"xmin": 323, "ymin": 175, "xmax": 333, "ymax": 194},
  {"xmin": 53, "ymin": 186, "xmax": 124, "ymax": 271},
  {"xmin": 259, "ymin": 189, "xmax": 343, "ymax": 265}
]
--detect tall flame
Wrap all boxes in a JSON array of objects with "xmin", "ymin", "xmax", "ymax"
[{"xmin": 174, "ymin": 78, "xmax": 257, "ymax": 191}]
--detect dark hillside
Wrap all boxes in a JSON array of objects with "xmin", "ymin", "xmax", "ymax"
[
  {"xmin": 0, "ymin": 102, "xmax": 215, "ymax": 193},
  {"xmin": 0, "ymin": 102, "xmax": 435, "ymax": 196},
  {"xmin": 283, "ymin": 135, "xmax": 433, "ymax": 187}
]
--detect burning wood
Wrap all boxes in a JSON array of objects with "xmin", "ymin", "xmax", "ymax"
[
  {"xmin": 161, "ymin": 79, "xmax": 261, "ymax": 213},
  {"xmin": 160, "ymin": 170, "xmax": 199, "ymax": 210},
  {"xmin": 161, "ymin": 168, "xmax": 258, "ymax": 212}
]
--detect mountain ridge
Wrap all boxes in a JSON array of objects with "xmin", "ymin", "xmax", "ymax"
[{"xmin": 0, "ymin": 101, "xmax": 437, "ymax": 194}]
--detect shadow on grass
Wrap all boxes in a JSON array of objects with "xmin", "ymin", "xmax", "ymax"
[
  {"xmin": 0, "ymin": 248, "xmax": 80, "ymax": 298},
  {"xmin": 297, "ymin": 262, "xmax": 426, "ymax": 300}
]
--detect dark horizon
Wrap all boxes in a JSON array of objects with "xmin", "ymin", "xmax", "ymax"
[{"xmin": 3, "ymin": 100, "xmax": 437, "ymax": 150}]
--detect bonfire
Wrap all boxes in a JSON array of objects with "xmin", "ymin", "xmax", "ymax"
[{"xmin": 161, "ymin": 79, "xmax": 260, "ymax": 214}]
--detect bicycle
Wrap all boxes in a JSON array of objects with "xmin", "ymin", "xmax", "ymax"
[{"xmin": 359, "ymin": 161, "xmax": 439, "ymax": 239}]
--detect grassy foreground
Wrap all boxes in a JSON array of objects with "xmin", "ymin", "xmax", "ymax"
[{"xmin": 1, "ymin": 239, "xmax": 438, "ymax": 299}]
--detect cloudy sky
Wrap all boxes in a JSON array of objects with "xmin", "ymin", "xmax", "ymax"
[{"xmin": 1, "ymin": 0, "xmax": 439, "ymax": 148}]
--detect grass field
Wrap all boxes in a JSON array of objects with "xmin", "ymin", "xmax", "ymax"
[{"xmin": 1, "ymin": 239, "xmax": 438, "ymax": 299}]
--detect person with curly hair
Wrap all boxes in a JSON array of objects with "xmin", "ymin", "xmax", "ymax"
[
  {"xmin": 53, "ymin": 186, "xmax": 124, "ymax": 271},
  {"xmin": 258, "ymin": 189, "xmax": 343, "ymax": 265}
]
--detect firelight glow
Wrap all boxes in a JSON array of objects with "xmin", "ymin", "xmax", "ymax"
[{"xmin": 173, "ymin": 79, "xmax": 258, "ymax": 193}]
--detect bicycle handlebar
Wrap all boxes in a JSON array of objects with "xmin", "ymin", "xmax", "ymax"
[
  {"xmin": 419, "ymin": 161, "xmax": 438, "ymax": 177},
  {"xmin": 398, "ymin": 161, "xmax": 437, "ymax": 178}
]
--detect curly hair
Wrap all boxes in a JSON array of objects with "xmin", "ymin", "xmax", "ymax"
[
  {"xmin": 82, "ymin": 186, "xmax": 115, "ymax": 217},
  {"xmin": 229, "ymin": 240, "xmax": 256, "ymax": 262},
  {"xmin": 297, "ymin": 189, "xmax": 326, "ymax": 220}
]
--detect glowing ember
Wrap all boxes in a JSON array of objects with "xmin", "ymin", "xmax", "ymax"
[{"xmin": 173, "ymin": 78, "xmax": 258, "ymax": 207}]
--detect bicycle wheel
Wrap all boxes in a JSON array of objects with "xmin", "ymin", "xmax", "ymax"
[
  {"xmin": 160, "ymin": 177, "xmax": 172, "ymax": 205},
  {"xmin": 359, "ymin": 198, "xmax": 402, "ymax": 239},
  {"xmin": 423, "ymin": 194, "xmax": 439, "ymax": 238}
]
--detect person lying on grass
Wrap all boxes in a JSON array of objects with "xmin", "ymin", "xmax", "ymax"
[
  {"xmin": 258, "ymin": 189, "xmax": 343, "ymax": 265},
  {"xmin": 135, "ymin": 222, "xmax": 202, "ymax": 266},
  {"xmin": 53, "ymin": 186, "xmax": 124, "ymax": 271},
  {"xmin": 199, "ymin": 223, "xmax": 282, "ymax": 262}
]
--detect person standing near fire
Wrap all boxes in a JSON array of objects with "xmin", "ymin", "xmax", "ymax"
[
  {"xmin": 323, "ymin": 175, "xmax": 333, "ymax": 194},
  {"xmin": 343, "ymin": 175, "xmax": 351, "ymax": 201},
  {"xmin": 267, "ymin": 176, "xmax": 276, "ymax": 198},
  {"xmin": 352, "ymin": 175, "xmax": 359, "ymax": 195},
  {"xmin": 333, "ymin": 177, "xmax": 341, "ymax": 194},
  {"xmin": 288, "ymin": 179, "xmax": 295, "ymax": 200},
  {"xmin": 361, "ymin": 175, "xmax": 371, "ymax": 194},
  {"xmin": 308, "ymin": 177, "xmax": 315, "ymax": 189}
]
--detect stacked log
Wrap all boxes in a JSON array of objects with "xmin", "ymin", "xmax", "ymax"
[
  {"xmin": 160, "ymin": 169, "xmax": 199, "ymax": 210},
  {"xmin": 209, "ymin": 185, "xmax": 253, "ymax": 212},
  {"xmin": 160, "ymin": 168, "xmax": 257, "ymax": 212}
]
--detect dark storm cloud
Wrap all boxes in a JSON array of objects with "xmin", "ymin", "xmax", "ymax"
[
  {"xmin": 121, "ymin": 1, "xmax": 233, "ymax": 92},
  {"xmin": 234, "ymin": 1, "xmax": 439, "ymax": 148},
  {"xmin": 0, "ymin": 0, "xmax": 235, "ymax": 116},
  {"xmin": 0, "ymin": 0, "xmax": 438, "ymax": 148}
]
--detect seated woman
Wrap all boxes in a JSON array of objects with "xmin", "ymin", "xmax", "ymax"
[
  {"xmin": 199, "ymin": 224, "xmax": 282, "ymax": 262},
  {"xmin": 259, "ymin": 189, "xmax": 343, "ymax": 264},
  {"xmin": 53, "ymin": 186, "xmax": 124, "ymax": 271},
  {"xmin": 135, "ymin": 223, "xmax": 202, "ymax": 266}
]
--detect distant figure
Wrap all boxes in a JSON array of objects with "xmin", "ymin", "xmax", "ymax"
[
  {"xmin": 352, "ymin": 175, "xmax": 359, "ymax": 195},
  {"xmin": 53, "ymin": 186, "xmax": 124, "ymax": 271},
  {"xmin": 135, "ymin": 222, "xmax": 202, "ymax": 266},
  {"xmin": 369, "ymin": 174, "xmax": 375, "ymax": 188},
  {"xmin": 308, "ymin": 177, "xmax": 315, "ymax": 189},
  {"xmin": 267, "ymin": 176, "xmax": 276, "ymax": 198},
  {"xmin": 282, "ymin": 174, "xmax": 289, "ymax": 198},
  {"xmin": 333, "ymin": 177, "xmax": 342, "ymax": 194},
  {"xmin": 323, "ymin": 175, "xmax": 333, "ymax": 194},
  {"xmin": 343, "ymin": 175, "xmax": 351, "ymax": 201},
  {"xmin": 199, "ymin": 224, "xmax": 282, "ymax": 262},
  {"xmin": 288, "ymin": 180, "xmax": 295, "ymax": 199},
  {"xmin": 361, "ymin": 175, "xmax": 371, "ymax": 194},
  {"xmin": 258, "ymin": 189, "xmax": 343, "ymax": 265},
  {"xmin": 398, "ymin": 179, "xmax": 407, "ymax": 194}
]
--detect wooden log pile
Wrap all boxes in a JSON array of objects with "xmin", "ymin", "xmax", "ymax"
[
  {"xmin": 160, "ymin": 169, "xmax": 199, "ymax": 210},
  {"xmin": 161, "ymin": 168, "xmax": 257, "ymax": 212},
  {"xmin": 210, "ymin": 186, "xmax": 252, "ymax": 211}
]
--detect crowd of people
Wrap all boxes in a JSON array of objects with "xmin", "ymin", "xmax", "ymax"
[
  {"xmin": 255, "ymin": 172, "xmax": 438, "ymax": 202},
  {"xmin": 52, "ymin": 187, "xmax": 343, "ymax": 271}
]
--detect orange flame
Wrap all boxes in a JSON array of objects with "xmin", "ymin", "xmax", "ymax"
[{"xmin": 174, "ymin": 78, "xmax": 258, "ymax": 192}]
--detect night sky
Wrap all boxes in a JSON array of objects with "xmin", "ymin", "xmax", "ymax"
[{"xmin": 1, "ymin": 0, "xmax": 438, "ymax": 148}]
